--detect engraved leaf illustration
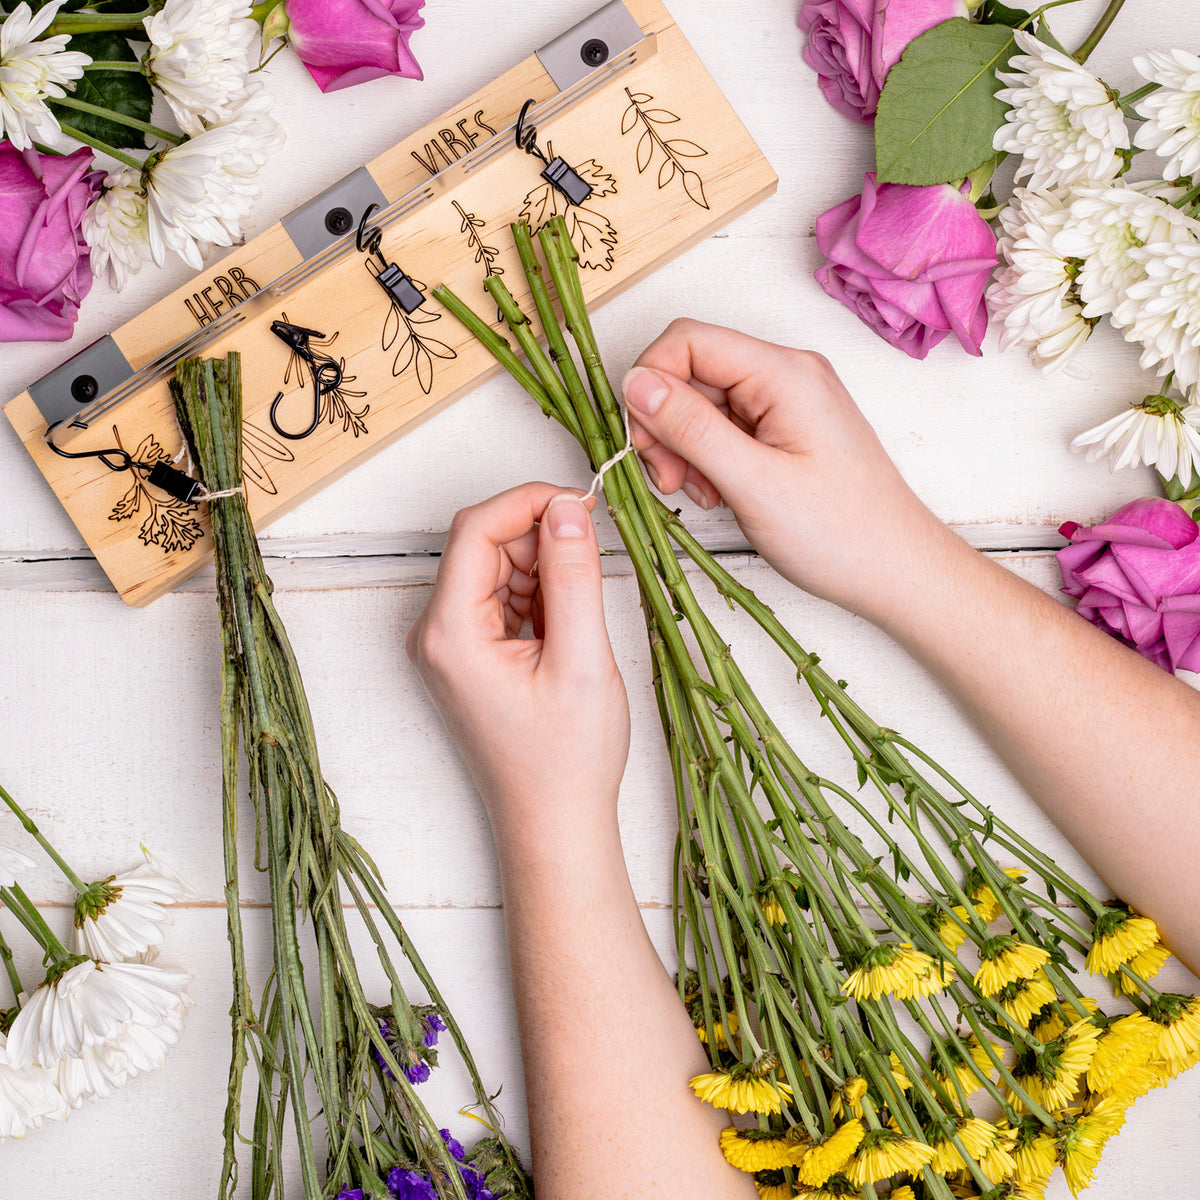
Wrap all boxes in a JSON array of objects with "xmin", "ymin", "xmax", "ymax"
[
  {"xmin": 110, "ymin": 478, "xmax": 143, "ymax": 522},
  {"xmin": 139, "ymin": 498, "xmax": 203, "ymax": 554},
  {"xmin": 576, "ymin": 158, "xmax": 617, "ymax": 198},
  {"xmin": 628, "ymin": 91, "xmax": 652, "ymax": 103},
  {"xmin": 381, "ymin": 301, "xmax": 400, "ymax": 352},
  {"xmin": 405, "ymin": 302, "xmax": 444, "ymax": 324},
  {"xmin": 565, "ymin": 206, "xmax": 618, "ymax": 272},
  {"xmin": 635, "ymin": 130, "xmax": 652, "ymax": 174},
  {"xmin": 133, "ymin": 432, "xmax": 170, "ymax": 466},
  {"xmin": 518, "ymin": 181, "xmax": 559, "ymax": 232},
  {"xmin": 665, "ymin": 138, "xmax": 708, "ymax": 158},
  {"xmin": 620, "ymin": 102, "xmax": 638, "ymax": 135},
  {"xmin": 242, "ymin": 422, "xmax": 294, "ymax": 496},
  {"xmin": 392, "ymin": 331, "xmax": 416, "ymax": 377},
  {"xmin": 415, "ymin": 341, "xmax": 434, "ymax": 395},
  {"xmin": 421, "ymin": 337, "xmax": 457, "ymax": 361},
  {"xmin": 682, "ymin": 169, "xmax": 710, "ymax": 210},
  {"xmin": 658, "ymin": 158, "xmax": 677, "ymax": 190},
  {"xmin": 642, "ymin": 109, "xmax": 680, "ymax": 125}
]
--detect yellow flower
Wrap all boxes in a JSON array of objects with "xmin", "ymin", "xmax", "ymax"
[
  {"xmin": 696, "ymin": 1010, "xmax": 740, "ymax": 1051},
  {"xmin": 692, "ymin": 1068, "xmax": 794, "ymax": 1115},
  {"xmin": 1150, "ymin": 994, "xmax": 1200, "ymax": 1070},
  {"xmin": 967, "ymin": 866, "xmax": 1026, "ymax": 923},
  {"xmin": 888, "ymin": 1052, "xmax": 912, "ymax": 1092},
  {"xmin": 1030, "ymin": 995, "xmax": 1096, "ymax": 1042},
  {"xmin": 844, "ymin": 1129, "xmax": 935, "ymax": 1186},
  {"xmin": 792, "ymin": 1120, "xmax": 864, "ymax": 1186},
  {"xmin": 1057, "ymin": 1101, "xmax": 1125, "ymax": 1196},
  {"xmin": 829, "ymin": 1075, "xmax": 868, "ymax": 1119},
  {"xmin": 997, "ymin": 971, "xmax": 1057, "ymax": 1028},
  {"xmin": 1114, "ymin": 940, "xmax": 1171, "ymax": 995},
  {"xmin": 934, "ymin": 1035, "xmax": 998, "ymax": 1105},
  {"xmin": 1085, "ymin": 909, "xmax": 1159, "ymax": 976},
  {"xmin": 1014, "ymin": 1020, "xmax": 1102, "ymax": 1111},
  {"xmin": 1012, "ymin": 1117, "xmax": 1057, "ymax": 1188},
  {"xmin": 974, "ymin": 936, "xmax": 1051, "ymax": 997},
  {"xmin": 753, "ymin": 1169, "xmax": 794, "ymax": 1200},
  {"xmin": 842, "ymin": 943, "xmax": 951, "ymax": 1001},
  {"xmin": 1095, "ymin": 1060, "xmax": 1161, "ymax": 1106},
  {"xmin": 1087, "ymin": 1012, "xmax": 1159, "ymax": 1092},
  {"xmin": 923, "ymin": 901, "xmax": 973, "ymax": 952},
  {"xmin": 929, "ymin": 1119, "xmax": 1015, "ymax": 1182},
  {"xmin": 760, "ymin": 893, "xmax": 788, "ymax": 927},
  {"xmin": 720, "ymin": 1127, "xmax": 799, "ymax": 1173},
  {"xmin": 792, "ymin": 1178, "xmax": 860, "ymax": 1200},
  {"xmin": 888, "ymin": 1189, "xmax": 917, "ymax": 1200}
]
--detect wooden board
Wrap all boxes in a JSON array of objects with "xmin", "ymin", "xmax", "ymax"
[{"xmin": 3, "ymin": 0, "xmax": 776, "ymax": 606}]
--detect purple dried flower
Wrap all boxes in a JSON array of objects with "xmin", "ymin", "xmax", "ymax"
[
  {"xmin": 440, "ymin": 1128, "xmax": 465, "ymax": 1161},
  {"xmin": 387, "ymin": 1168, "xmax": 438, "ymax": 1200},
  {"xmin": 422, "ymin": 1013, "xmax": 446, "ymax": 1047}
]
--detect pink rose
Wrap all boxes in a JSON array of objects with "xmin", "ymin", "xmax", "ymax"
[
  {"xmin": 0, "ymin": 143, "xmax": 98, "ymax": 343},
  {"xmin": 1057, "ymin": 498, "xmax": 1200, "ymax": 674},
  {"xmin": 814, "ymin": 173, "xmax": 996, "ymax": 359},
  {"xmin": 285, "ymin": 0, "xmax": 425, "ymax": 94},
  {"xmin": 799, "ymin": 0, "xmax": 969, "ymax": 123}
]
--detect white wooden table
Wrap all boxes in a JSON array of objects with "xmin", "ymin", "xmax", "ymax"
[{"xmin": 2, "ymin": 2, "xmax": 1197, "ymax": 1194}]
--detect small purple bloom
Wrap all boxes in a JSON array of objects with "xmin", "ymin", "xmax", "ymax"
[
  {"xmin": 387, "ymin": 1168, "xmax": 438, "ymax": 1200},
  {"xmin": 422, "ymin": 1013, "xmax": 446, "ymax": 1047},
  {"xmin": 440, "ymin": 1128, "xmax": 465, "ymax": 1161},
  {"xmin": 461, "ymin": 1166, "xmax": 494, "ymax": 1200},
  {"xmin": 336, "ymin": 1190, "xmax": 364, "ymax": 1200},
  {"xmin": 403, "ymin": 1060, "xmax": 431, "ymax": 1084}
]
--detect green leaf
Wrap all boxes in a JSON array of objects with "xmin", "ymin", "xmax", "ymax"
[
  {"xmin": 978, "ymin": 0, "xmax": 1031, "ymax": 27},
  {"xmin": 875, "ymin": 18, "xmax": 1019, "ymax": 186},
  {"xmin": 49, "ymin": 32, "xmax": 152, "ymax": 150}
]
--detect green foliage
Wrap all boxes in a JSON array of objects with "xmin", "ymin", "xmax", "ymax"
[
  {"xmin": 48, "ymin": 32, "xmax": 151, "ymax": 149},
  {"xmin": 874, "ymin": 17, "xmax": 1019, "ymax": 186},
  {"xmin": 977, "ymin": 0, "xmax": 1031, "ymax": 27}
]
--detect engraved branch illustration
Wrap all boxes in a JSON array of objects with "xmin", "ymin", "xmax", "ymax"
[
  {"xmin": 107, "ymin": 428, "xmax": 204, "ymax": 554},
  {"xmin": 519, "ymin": 145, "xmax": 619, "ymax": 272},
  {"xmin": 621, "ymin": 87, "xmax": 709, "ymax": 210},
  {"xmin": 381, "ymin": 279, "xmax": 457, "ymax": 396}
]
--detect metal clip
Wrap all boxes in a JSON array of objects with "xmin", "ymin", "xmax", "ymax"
[
  {"xmin": 356, "ymin": 204, "xmax": 425, "ymax": 313},
  {"xmin": 515, "ymin": 99, "xmax": 593, "ymax": 206},
  {"xmin": 268, "ymin": 319, "xmax": 344, "ymax": 441}
]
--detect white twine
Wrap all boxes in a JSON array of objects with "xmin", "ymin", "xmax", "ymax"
[
  {"xmin": 197, "ymin": 484, "xmax": 246, "ymax": 502},
  {"xmin": 582, "ymin": 402, "xmax": 634, "ymax": 503}
]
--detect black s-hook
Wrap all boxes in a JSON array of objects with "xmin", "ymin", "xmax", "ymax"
[{"xmin": 268, "ymin": 319, "xmax": 344, "ymax": 441}]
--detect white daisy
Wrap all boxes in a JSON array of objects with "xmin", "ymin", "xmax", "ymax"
[
  {"xmin": 1124, "ymin": 225, "xmax": 1200, "ymax": 390},
  {"xmin": 145, "ymin": 84, "xmax": 284, "ymax": 270},
  {"xmin": 73, "ymin": 846, "xmax": 194, "ymax": 963},
  {"xmin": 1133, "ymin": 49, "xmax": 1200, "ymax": 180},
  {"xmin": 143, "ymin": 0, "xmax": 258, "ymax": 137},
  {"xmin": 6, "ymin": 958, "xmax": 192, "ymax": 1069},
  {"xmin": 83, "ymin": 167, "xmax": 152, "ymax": 291},
  {"xmin": 986, "ymin": 187, "xmax": 1093, "ymax": 377},
  {"xmin": 0, "ymin": 0, "xmax": 92, "ymax": 150},
  {"xmin": 0, "ymin": 842, "xmax": 36, "ymax": 888},
  {"xmin": 0, "ymin": 1031, "xmax": 68, "ymax": 1139},
  {"xmin": 994, "ymin": 30, "xmax": 1128, "ymax": 192},
  {"xmin": 1071, "ymin": 397, "xmax": 1200, "ymax": 482},
  {"xmin": 55, "ymin": 1007, "xmax": 185, "ymax": 1107}
]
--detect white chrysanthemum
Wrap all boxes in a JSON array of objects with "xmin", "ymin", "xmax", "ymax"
[
  {"xmin": 1072, "ymin": 399, "xmax": 1200, "ymax": 481},
  {"xmin": 0, "ymin": 1030, "xmax": 68, "ymax": 1139},
  {"xmin": 0, "ymin": 0, "xmax": 92, "ymax": 150},
  {"xmin": 994, "ymin": 30, "xmax": 1128, "ymax": 192},
  {"xmin": 986, "ymin": 188, "xmax": 1092, "ymax": 377},
  {"xmin": 143, "ymin": 0, "xmax": 258, "ymax": 136},
  {"xmin": 0, "ymin": 843, "xmax": 36, "ymax": 888},
  {"xmin": 1125, "ymin": 229, "xmax": 1200, "ymax": 391},
  {"xmin": 73, "ymin": 846, "xmax": 194, "ymax": 963},
  {"xmin": 83, "ymin": 167, "xmax": 152, "ymax": 291},
  {"xmin": 6, "ymin": 959, "xmax": 192, "ymax": 1069},
  {"xmin": 145, "ymin": 84, "xmax": 284, "ymax": 270},
  {"xmin": 55, "ymin": 1007, "xmax": 185, "ymax": 1107},
  {"xmin": 1133, "ymin": 49, "xmax": 1200, "ymax": 180}
]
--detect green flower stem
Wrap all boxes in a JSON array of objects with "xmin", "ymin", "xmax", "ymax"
[
  {"xmin": 47, "ymin": 8, "xmax": 155, "ymax": 34},
  {"xmin": 0, "ymin": 924, "xmax": 23, "ymax": 1004},
  {"xmin": 0, "ymin": 884, "xmax": 71, "ymax": 964},
  {"xmin": 0, "ymin": 782, "xmax": 89, "ymax": 895},
  {"xmin": 83, "ymin": 60, "xmax": 147, "ymax": 72},
  {"xmin": 52, "ymin": 94, "xmax": 183, "ymax": 145},
  {"xmin": 1072, "ymin": 0, "xmax": 1127, "ymax": 63}
]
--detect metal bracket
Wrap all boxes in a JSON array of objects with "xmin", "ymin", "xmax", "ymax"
[
  {"xmin": 281, "ymin": 166, "xmax": 388, "ymax": 261},
  {"xmin": 536, "ymin": 0, "xmax": 645, "ymax": 91},
  {"xmin": 27, "ymin": 335, "xmax": 134, "ymax": 428}
]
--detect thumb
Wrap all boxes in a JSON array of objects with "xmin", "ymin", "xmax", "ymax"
[
  {"xmin": 622, "ymin": 365, "xmax": 763, "ymax": 501},
  {"xmin": 536, "ymin": 495, "xmax": 614, "ymax": 677}
]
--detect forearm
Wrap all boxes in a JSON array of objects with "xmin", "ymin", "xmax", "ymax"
[
  {"xmin": 491, "ymin": 805, "xmax": 755, "ymax": 1200},
  {"xmin": 865, "ymin": 521, "xmax": 1200, "ymax": 972}
]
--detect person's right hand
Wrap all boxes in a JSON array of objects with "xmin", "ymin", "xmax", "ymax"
[{"xmin": 621, "ymin": 319, "xmax": 960, "ymax": 623}]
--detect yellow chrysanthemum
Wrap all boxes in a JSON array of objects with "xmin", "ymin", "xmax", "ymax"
[
  {"xmin": 997, "ymin": 971, "xmax": 1058, "ymax": 1028},
  {"xmin": 974, "ymin": 936, "xmax": 1051, "ymax": 997},
  {"xmin": 842, "ymin": 943, "xmax": 951, "ymax": 1001},
  {"xmin": 792, "ymin": 1178, "xmax": 860, "ymax": 1200},
  {"xmin": 1150, "ymin": 995, "xmax": 1200, "ymax": 1069},
  {"xmin": 691, "ymin": 1069, "xmax": 794, "ymax": 1115},
  {"xmin": 888, "ymin": 1188, "xmax": 917, "ymax": 1200},
  {"xmin": 1030, "ymin": 994, "xmax": 1096, "ymax": 1042},
  {"xmin": 888, "ymin": 1052, "xmax": 912, "ymax": 1092},
  {"xmin": 1012, "ymin": 1121, "xmax": 1057, "ymax": 1188},
  {"xmin": 759, "ymin": 893, "xmax": 788, "ymax": 927},
  {"xmin": 1087, "ymin": 1012, "xmax": 1159, "ymax": 1092},
  {"xmin": 922, "ymin": 901, "xmax": 973, "ymax": 952},
  {"xmin": 961, "ymin": 1119, "xmax": 1017, "ymax": 1183},
  {"xmin": 1095, "ymin": 1059, "xmax": 1161, "ymax": 1106},
  {"xmin": 845, "ymin": 1129, "xmax": 936, "ymax": 1186},
  {"xmin": 1085, "ymin": 910, "xmax": 1159, "ymax": 976},
  {"xmin": 720, "ymin": 1127, "xmax": 798, "ymax": 1173},
  {"xmin": 935, "ymin": 1036, "xmax": 998, "ymax": 1105},
  {"xmin": 1014, "ymin": 1020, "xmax": 1102, "ymax": 1111},
  {"xmin": 1114, "ymin": 940, "xmax": 1172, "ymax": 995},
  {"xmin": 753, "ymin": 1169, "xmax": 794, "ymax": 1200},
  {"xmin": 792, "ymin": 1120, "xmax": 864, "ymax": 1186},
  {"xmin": 696, "ymin": 1010, "xmax": 740, "ymax": 1050},
  {"xmin": 967, "ymin": 866, "xmax": 1026, "ymax": 923},
  {"xmin": 828, "ymin": 1075, "xmax": 868, "ymax": 1119},
  {"xmin": 1057, "ymin": 1101, "xmax": 1125, "ymax": 1197}
]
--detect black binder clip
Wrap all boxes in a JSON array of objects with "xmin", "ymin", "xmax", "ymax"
[
  {"xmin": 515, "ymin": 98, "xmax": 593, "ymax": 206},
  {"xmin": 356, "ymin": 205, "xmax": 425, "ymax": 314}
]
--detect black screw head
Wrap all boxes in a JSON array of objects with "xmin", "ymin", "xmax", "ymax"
[
  {"xmin": 325, "ymin": 206, "xmax": 353, "ymax": 235},
  {"xmin": 71, "ymin": 374, "xmax": 99, "ymax": 403},
  {"xmin": 580, "ymin": 38, "xmax": 609, "ymax": 67}
]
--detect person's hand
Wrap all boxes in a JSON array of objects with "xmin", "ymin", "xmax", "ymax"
[
  {"xmin": 406, "ymin": 483, "xmax": 630, "ymax": 849},
  {"xmin": 622, "ymin": 319, "xmax": 960, "ymax": 622}
]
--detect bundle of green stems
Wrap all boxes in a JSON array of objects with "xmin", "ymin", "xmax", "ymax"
[
  {"xmin": 173, "ymin": 357, "xmax": 529, "ymax": 1200},
  {"xmin": 434, "ymin": 217, "xmax": 1196, "ymax": 1200}
]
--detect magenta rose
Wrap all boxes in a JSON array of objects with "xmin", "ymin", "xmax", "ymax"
[
  {"xmin": 0, "ymin": 143, "xmax": 98, "ymax": 343},
  {"xmin": 814, "ymin": 173, "xmax": 996, "ymax": 359},
  {"xmin": 799, "ymin": 0, "xmax": 968, "ymax": 123},
  {"xmin": 1057, "ymin": 498, "xmax": 1200, "ymax": 674},
  {"xmin": 285, "ymin": 0, "xmax": 425, "ymax": 93}
]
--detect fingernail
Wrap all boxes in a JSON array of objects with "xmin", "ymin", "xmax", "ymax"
[
  {"xmin": 644, "ymin": 462, "xmax": 664, "ymax": 492},
  {"xmin": 546, "ymin": 494, "xmax": 589, "ymax": 538},
  {"xmin": 622, "ymin": 366, "xmax": 669, "ymax": 415},
  {"xmin": 682, "ymin": 482, "xmax": 710, "ymax": 511}
]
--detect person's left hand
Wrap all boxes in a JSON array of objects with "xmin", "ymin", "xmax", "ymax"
[{"xmin": 406, "ymin": 483, "xmax": 630, "ymax": 850}]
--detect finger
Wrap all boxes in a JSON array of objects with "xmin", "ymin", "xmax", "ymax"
[{"xmin": 535, "ymin": 494, "xmax": 614, "ymax": 677}]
